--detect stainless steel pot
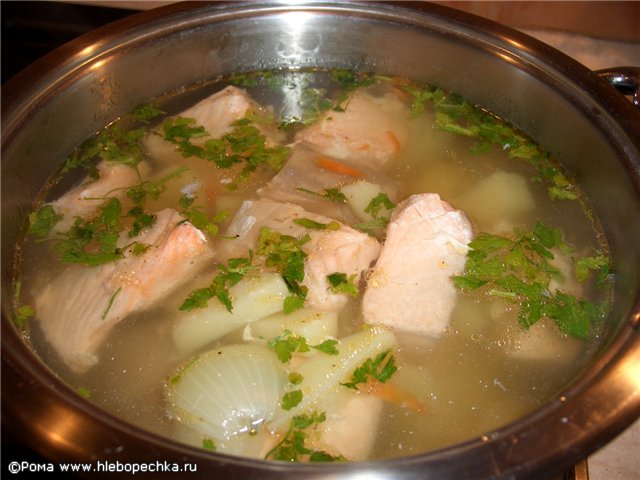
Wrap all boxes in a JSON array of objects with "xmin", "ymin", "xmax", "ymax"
[{"xmin": 2, "ymin": 2, "xmax": 639, "ymax": 478}]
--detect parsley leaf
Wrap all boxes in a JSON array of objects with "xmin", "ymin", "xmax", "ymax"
[
  {"xmin": 327, "ymin": 272, "xmax": 359, "ymax": 298},
  {"xmin": 293, "ymin": 218, "xmax": 340, "ymax": 231},
  {"xmin": 296, "ymin": 187, "xmax": 347, "ymax": 203},
  {"xmin": 28, "ymin": 205, "xmax": 63, "ymax": 238},
  {"xmin": 13, "ymin": 305, "xmax": 35, "ymax": 330},
  {"xmin": 269, "ymin": 330, "xmax": 339, "ymax": 363},
  {"xmin": 341, "ymin": 349, "xmax": 397, "ymax": 390},
  {"xmin": 257, "ymin": 227, "xmax": 310, "ymax": 313},
  {"xmin": 265, "ymin": 411, "xmax": 345, "ymax": 463},
  {"xmin": 179, "ymin": 255, "xmax": 254, "ymax": 312},
  {"xmin": 281, "ymin": 390, "xmax": 303, "ymax": 411},
  {"xmin": 452, "ymin": 222, "xmax": 609, "ymax": 339},
  {"xmin": 202, "ymin": 438, "xmax": 217, "ymax": 451}
]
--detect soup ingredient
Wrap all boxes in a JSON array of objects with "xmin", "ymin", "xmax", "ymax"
[
  {"xmin": 173, "ymin": 272, "xmax": 290, "ymax": 355},
  {"xmin": 35, "ymin": 208, "xmax": 214, "ymax": 373},
  {"xmin": 48, "ymin": 161, "xmax": 150, "ymax": 233},
  {"xmin": 362, "ymin": 193, "xmax": 473, "ymax": 337},
  {"xmin": 165, "ymin": 344, "xmax": 286, "ymax": 455},
  {"xmin": 270, "ymin": 326, "xmax": 397, "ymax": 430},
  {"xmin": 244, "ymin": 308, "xmax": 338, "ymax": 347},
  {"xmin": 296, "ymin": 88, "xmax": 410, "ymax": 168},
  {"xmin": 220, "ymin": 199, "xmax": 381, "ymax": 312},
  {"xmin": 452, "ymin": 222, "xmax": 607, "ymax": 339}
]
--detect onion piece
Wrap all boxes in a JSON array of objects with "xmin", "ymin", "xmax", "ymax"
[
  {"xmin": 165, "ymin": 344, "xmax": 286, "ymax": 454},
  {"xmin": 243, "ymin": 308, "xmax": 339, "ymax": 346}
]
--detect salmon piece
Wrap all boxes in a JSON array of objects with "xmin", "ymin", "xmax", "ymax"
[
  {"xmin": 34, "ymin": 209, "xmax": 215, "ymax": 373},
  {"xmin": 144, "ymin": 86, "xmax": 283, "ymax": 164},
  {"xmin": 296, "ymin": 89, "xmax": 411, "ymax": 168},
  {"xmin": 362, "ymin": 193, "xmax": 473, "ymax": 337},
  {"xmin": 221, "ymin": 199, "xmax": 380, "ymax": 312},
  {"xmin": 257, "ymin": 144, "xmax": 396, "ymax": 222},
  {"xmin": 51, "ymin": 161, "xmax": 150, "ymax": 233},
  {"xmin": 306, "ymin": 389, "xmax": 384, "ymax": 461}
]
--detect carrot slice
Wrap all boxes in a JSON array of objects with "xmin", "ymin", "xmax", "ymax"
[
  {"xmin": 386, "ymin": 130, "xmax": 401, "ymax": 153},
  {"xmin": 359, "ymin": 377, "xmax": 429, "ymax": 414},
  {"xmin": 316, "ymin": 157, "xmax": 363, "ymax": 177}
]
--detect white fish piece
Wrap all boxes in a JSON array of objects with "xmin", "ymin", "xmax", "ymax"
[
  {"xmin": 362, "ymin": 193, "xmax": 474, "ymax": 337},
  {"xmin": 258, "ymin": 144, "xmax": 397, "ymax": 222},
  {"xmin": 35, "ymin": 209, "xmax": 214, "ymax": 373},
  {"xmin": 307, "ymin": 388, "xmax": 384, "ymax": 461},
  {"xmin": 220, "ymin": 199, "xmax": 381, "ymax": 312},
  {"xmin": 51, "ymin": 161, "xmax": 150, "ymax": 233},
  {"xmin": 296, "ymin": 89, "xmax": 411, "ymax": 169},
  {"xmin": 144, "ymin": 85, "xmax": 283, "ymax": 165}
]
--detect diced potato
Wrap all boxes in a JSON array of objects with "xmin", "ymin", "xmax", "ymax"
[
  {"xmin": 173, "ymin": 273, "xmax": 289, "ymax": 354},
  {"xmin": 244, "ymin": 308, "xmax": 339, "ymax": 345},
  {"xmin": 341, "ymin": 181, "xmax": 387, "ymax": 222},
  {"xmin": 455, "ymin": 170, "xmax": 535, "ymax": 233}
]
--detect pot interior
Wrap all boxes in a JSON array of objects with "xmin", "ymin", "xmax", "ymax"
[{"xmin": 2, "ymin": 2, "xmax": 639, "ymax": 479}]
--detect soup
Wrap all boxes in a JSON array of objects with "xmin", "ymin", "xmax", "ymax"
[{"xmin": 13, "ymin": 69, "xmax": 611, "ymax": 461}]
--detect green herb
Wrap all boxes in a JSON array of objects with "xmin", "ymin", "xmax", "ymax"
[
  {"xmin": 179, "ymin": 255, "xmax": 254, "ymax": 312},
  {"xmin": 296, "ymin": 187, "xmax": 347, "ymax": 203},
  {"xmin": 179, "ymin": 193, "xmax": 228, "ymax": 238},
  {"xmin": 288, "ymin": 372, "xmax": 304, "ymax": 385},
  {"xmin": 130, "ymin": 103, "xmax": 166, "ymax": 123},
  {"xmin": 269, "ymin": 330, "xmax": 310, "ymax": 363},
  {"xmin": 327, "ymin": 272, "xmax": 359, "ymax": 298},
  {"xmin": 77, "ymin": 386, "xmax": 91, "ymax": 399},
  {"xmin": 330, "ymin": 69, "xmax": 375, "ymax": 111},
  {"xmin": 269, "ymin": 330, "xmax": 339, "ymax": 363},
  {"xmin": 163, "ymin": 116, "xmax": 290, "ymax": 189},
  {"xmin": 413, "ymin": 86, "xmax": 579, "ymax": 202},
  {"xmin": 28, "ymin": 205, "xmax": 63, "ymax": 238},
  {"xmin": 341, "ymin": 349, "xmax": 397, "ymax": 390},
  {"xmin": 353, "ymin": 193, "xmax": 395, "ymax": 233},
  {"xmin": 311, "ymin": 339, "xmax": 339, "ymax": 356},
  {"xmin": 575, "ymin": 254, "xmax": 610, "ymax": 285},
  {"xmin": 265, "ymin": 411, "xmax": 345, "ymax": 463},
  {"xmin": 293, "ymin": 218, "xmax": 341, "ymax": 231},
  {"xmin": 257, "ymin": 227, "xmax": 310, "ymax": 313},
  {"xmin": 281, "ymin": 390, "xmax": 303, "ymax": 411},
  {"xmin": 54, "ymin": 197, "xmax": 125, "ymax": 266},
  {"xmin": 452, "ymin": 222, "xmax": 608, "ymax": 339},
  {"xmin": 101, "ymin": 287, "xmax": 122, "ymax": 320},
  {"xmin": 169, "ymin": 355, "xmax": 200, "ymax": 385},
  {"xmin": 202, "ymin": 438, "xmax": 217, "ymax": 451},
  {"xmin": 402, "ymin": 84, "xmax": 436, "ymax": 117},
  {"xmin": 13, "ymin": 305, "xmax": 35, "ymax": 330}
]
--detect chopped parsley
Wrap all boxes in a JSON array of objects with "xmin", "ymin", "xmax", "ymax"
[
  {"xmin": 257, "ymin": 228, "xmax": 310, "ymax": 313},
  {"xmin": 341, "ymin": 349, "xmax": 397, "ymax": 390},
  {"xmin": 178, "ymin": 193, "xmax": 228, "ymax": 238},
  {"xmin": 77, "ymin": 386, "xmax": 91, "ymax": 399},
  {"xmin": 265, "ymin": 411, "xmax": 345, "ymax": 463},
  {"xmin": 162, "ymin": 116, "xmax": 290, "ymax": 189},
  {"xmin": 353, "ymin": 193, "xmax": 395, "ymax": 233},
  {"xmin": 179, "ymin": 255, "xmax": 254, "ymax": 312},
  {"xmin": 281, "ymin": 390, "xmax": 303, "ymax": 411},
  {"xmin": 28, "ymin": 205, "xmax": 63, "ymax": 238},
  {"xmin": 13, "ymin": 305, "xmax": 35, "ymax": 330},
  {"xmin": 293, "ymin": 218, "xmax": 340, "ymax": 231},
  {"xmin": 202, "ymin": 438, "xmax": 217, "ymax": 451},
  {"xmin": 296, "ymin": 187, "xmax": 347, "ymax": 203},
  {"xmin": 327, "ymin": 272, "xmax": 359, "ymax": 298},
  {"xmin": 452, "ymin": 222, "xmax": 609, "ymax": 339},
  {"xmin": 269, "ymin": 330, "xmax": 339, "ymax": 363}
]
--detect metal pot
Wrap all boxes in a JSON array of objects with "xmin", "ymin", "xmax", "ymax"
[{"xmin": 2, "ymin": 2, "xmax": 639, "ymax": 478}]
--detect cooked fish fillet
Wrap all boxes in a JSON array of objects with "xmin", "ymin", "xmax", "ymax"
[
  {"xmin": 35, "ymin": 209, "xmax": 214, "ymax": 373},
  {"xmin": 362, "ymin": 193, "xmax": 473, "ymax": 337}
]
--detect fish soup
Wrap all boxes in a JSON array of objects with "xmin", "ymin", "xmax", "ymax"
[{"xmin": 14, "ymin": 69, "xmax": 611, "ymax": 461}]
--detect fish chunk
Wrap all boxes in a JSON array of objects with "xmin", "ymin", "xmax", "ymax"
[
  {"xmin": 35, "ymin": 209, "xmax": 214, "ymax": 373},
  {"xmin": 296, "ymin": 89, "xmax": 410, "ymax": 169},
  {"xmin": 258, "ymin": 144, "xmax": 396, "ymax": 222},
  {"xmin": 51, "ymin": 161, "xmax": 149, "ymax": 233},
  {"xmin": 144, "ymin": 85, "xmax": 283, "ymax": 165},
  {"xmin": 307, "ymin": 389, "xmax": 384, "ymax": 461},
  {"xmin": 362, "ymin": 193, "xmax": 473, "ymax": 337},
  {"xmin": 221, "ymin": 199, "xmax": 381, "ymax": 312}
]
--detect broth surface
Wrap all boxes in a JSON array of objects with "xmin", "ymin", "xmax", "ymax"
[{"xmin": 15, "ymin": 69, "xmax": 610, "ymax": 461}]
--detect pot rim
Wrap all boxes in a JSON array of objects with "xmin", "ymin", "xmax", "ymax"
[{"xmin": 2, "ymin": 2, "xmax": 640, "ymax": 478}]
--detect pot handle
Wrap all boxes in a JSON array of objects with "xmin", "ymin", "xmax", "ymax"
[{"xmin": 595, "ymin": 66, "xmax": 640, "ymax": 107}]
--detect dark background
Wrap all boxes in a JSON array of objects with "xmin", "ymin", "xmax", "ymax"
[{"xmin": 1, "ymin": 1, "xmax": 137, "ymax": 83}]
